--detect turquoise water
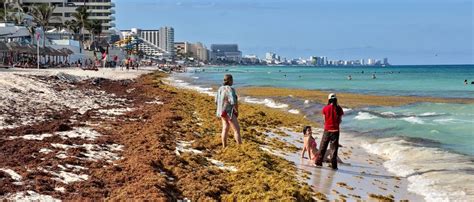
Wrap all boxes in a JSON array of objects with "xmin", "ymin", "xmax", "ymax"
[
  {"xmin": 177, "ymin": 65, "xmax": 474, "ymax": 156},
  {"xmin": 190, "ymin": 65, "xmax": 474, "ymax": 98}
]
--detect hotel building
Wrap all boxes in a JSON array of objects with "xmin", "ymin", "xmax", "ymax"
[
  {"xmin": 121, "ymin": 26, "xmax": 175, "ymax": 57},
  {"xmin": 19, "ymin": 0, "xmax": 116, "ymax": 34},
  {"xmin": 209, "ymin": 44, "xmax": 241, "ymax": 63},
  {"xmin": 175, "ymin": 41, "xmax": 208, "ymax": 62},
  {"xmin": 159, "ymin": 26, "xmax": 174, "ymax": 56}
]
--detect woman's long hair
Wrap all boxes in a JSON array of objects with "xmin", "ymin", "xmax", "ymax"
[{"xmin": 327, "ymin": 98, "xmax": 338, "ymax": 106}]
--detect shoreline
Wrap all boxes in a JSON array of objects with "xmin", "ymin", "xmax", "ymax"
[
  {"xmin": 167, "ymin": 72, "xmax": 474, "ymax": 201},
  {"xmin": 166, "ymin": 75, "xmax": 426, "ymax": 201}
]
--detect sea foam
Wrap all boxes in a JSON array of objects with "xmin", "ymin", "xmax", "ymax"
[
  {"xmin": 361, "ymin": 137, "xmax": 474, "ymax": 201},
  {"xmin": 354, "ymin": 112, "xmax": 377, "ymax": 120},
  {"xmin": 243, "ymin": 97, "xmax": 289, "ymax": 109}
]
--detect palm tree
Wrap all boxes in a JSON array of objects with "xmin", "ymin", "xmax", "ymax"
[
  {"xmin": 89, "ymin": 19, "xmax": 102, "ymax": 40},
  {"xmin": 72, "ymin": 6, "xmax": 89, "ymax": 51},
  {"xmin": 86, "ymin": 19, "xmax": 102, "ymax": 52},
  {"xmin": 28, "ymin": 3, "xmax": 60, "ymax": 47},
  {"xmin": 64, "ymin": 20, "xmax": 81, "ymax": 41}
]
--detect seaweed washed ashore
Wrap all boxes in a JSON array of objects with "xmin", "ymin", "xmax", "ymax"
[
  {"xmin": 0, "ymin": 69, "xmax": 314, "ymax": 200},
  {"xmin": 1, "ymin": 68, "xmax": 423, "ymax": 200}
]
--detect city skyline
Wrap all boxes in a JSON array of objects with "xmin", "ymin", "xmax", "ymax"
[{"xmin": 115, "ymin": 0, "xmax": 473, "ymax": 65}]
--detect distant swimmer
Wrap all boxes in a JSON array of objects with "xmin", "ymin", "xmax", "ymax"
[
  {"xmin": 465, "ymin": 80, "xmax": 469, "ymax": 85},
  {"xmin": 372, "ymin": 74, "xmax": 376, "ymax": 79},
  {"xmin": 361, "ymin": 71, "xmax": 364, "ymax": 74},
  {"xmin": 347, "ymin": 75, "xmax": 352, "ymax": 80},
  {"xmin": 284, "ymin": 74, "xmax": 287, "ymax": 77}
]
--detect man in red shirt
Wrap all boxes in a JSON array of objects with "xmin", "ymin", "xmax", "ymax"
[{"xmin": 316, "ymin": 93, "xmax": 344, "ymax": 169}]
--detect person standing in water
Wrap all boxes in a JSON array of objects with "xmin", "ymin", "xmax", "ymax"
[
  {"xmin": 316, "ymin": 93, "xmax": 344, "ymax": 170},
  {"xmin": 216, "ymin": 74, "xmax": 242, "ymax": 148}
]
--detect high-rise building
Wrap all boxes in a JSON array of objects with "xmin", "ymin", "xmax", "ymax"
[
  {"xmin": 121, "ymin": 28, "xmax": 162, "ymax": 56},
  {"xmin": 174, "ymin": 41, "xmax": 208, "ymax": 61},
  {"xmin": 265, "ymin": 52, "xmax": 275, "ymax": 61},
  {"xmin": 367, "ymin": 58, "xmax": 374, "ymax": 65},
  {"xmin": 159, "ymin": 26, "xmax": 174, "ymax": 56},
  {"xmin": 174, "ymin": 41, "xmax": 189, "ymax": 58},
  {"xmin": 383, "ymin": 58, "xmax": 389, "ymax": 65},
  {"xmin": 209, "ymin": 44, "xmax": 241, "ymax": 63},
  {"xmin": 19, "ymin": 0, "xmax": 116, "ymax": 34},
  {"xmin": 190, "ymin": 42, "xmax": 208, "ymax": 62}
]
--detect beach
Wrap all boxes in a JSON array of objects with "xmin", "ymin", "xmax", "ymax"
[
  {"xmin": 169, "ymin": 65, "xmax": 474, "ymax": 201},
  {"xmin": 0, "ymin": 67, "xmax": 472, "ymax": 201}
]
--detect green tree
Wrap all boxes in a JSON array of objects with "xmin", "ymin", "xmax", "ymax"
[
  {"xmin": 89, "ymin": 19, "xmax": 102, "ymax": 40},
  {"xmin": 72, "ymin": 6, "xmax": 89, "ymax": 40},
  {"xmin": 64, "ymin": 19, "xmax": 81, "ymax": 40},
  {"xmin": 28, "ymin": 3, "xmax": 60, "ymax": 47},
  {"xmin": 72, "ymin": 6, "xmax": 89, "ymax": 51}
]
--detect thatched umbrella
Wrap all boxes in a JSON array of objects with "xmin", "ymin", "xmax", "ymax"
[
  {"xmin": 0, "ymin": 42, "xmax": 9, "ymax": 52},
  {"xmin": 60, "ymin": 48, "xmax": 74, "ymax": 55}
]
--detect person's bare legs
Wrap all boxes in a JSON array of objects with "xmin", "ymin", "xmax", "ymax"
[
  {"xmin": 228, "ymin": 116, "xmax": 242, "ymax": 144},
  {"xmin": 221, "ymin": 118, "xmax": 230, "ymax": 148}
]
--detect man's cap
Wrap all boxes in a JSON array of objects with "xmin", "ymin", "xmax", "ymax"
[{"xmin": 328, "ymin": 93, "xmax": 337, "ymax": 100}]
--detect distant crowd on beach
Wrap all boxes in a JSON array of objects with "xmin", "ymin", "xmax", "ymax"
[{"xmin": 215, "ymin": 74, "xmax": 345, "ymax": 170}]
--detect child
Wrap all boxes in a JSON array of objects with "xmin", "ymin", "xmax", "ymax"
[
  {"xmin": 301, "ymin": 126, "xmax": 318, "ymax": 163},
  {"xmin": 301, "ymin": 126, "xmax": 346, "ymax": 165}
]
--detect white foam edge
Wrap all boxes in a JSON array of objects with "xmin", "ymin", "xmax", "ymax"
[{"xmin": 360, "ymin": 137, "xmax": 473, "ymax": 201}]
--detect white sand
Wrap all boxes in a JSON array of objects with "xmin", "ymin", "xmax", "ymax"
[
  {"xmin": 206, "ymin": 158, "xmax": 238, "ymax": 172},
  {"xmin": 2, "ymin": 190, "xmax": 60, "ymax": 201},
  {"xmin": 175, "ymin": 140, "xmax": 203, "ymax": 156},
  {"xmin": 0, "ymin": 67, "xmax": 155, "ymax": 130},
  {"xmin": 2, "ymin": 67, "xmax": 155, "ymax": 80},
  {"xmin": 51, "ymin": 143, "xmax": 123, "ymax": 163},
  {"xmin": 0, "ymin": 168, "xmax": 23, "ymax": 181}
]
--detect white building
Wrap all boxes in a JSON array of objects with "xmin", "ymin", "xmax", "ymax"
[
  {"xmin": 121, "ymin": 27, "xmax": 175, "ymax": 57},
  {"xmin": 19, "ymin": 0, "xmax": 116, "ymax": 34},
  {"xmin": 367, "ymin": 58, "xmax": 374, "ymax": 65},
  {"xmin": 159, "ymin": 26, "xmax": 174, "ymax": 56}
]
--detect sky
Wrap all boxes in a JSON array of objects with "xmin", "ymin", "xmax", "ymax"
[{"xmin": 115, "ymin": 0, "xmax": 473, "ymax": 65}]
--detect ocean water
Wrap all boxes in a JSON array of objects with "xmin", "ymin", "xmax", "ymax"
[{"xmin": 172, "ymin": 65, "xmax": 474, "ymax": 201}]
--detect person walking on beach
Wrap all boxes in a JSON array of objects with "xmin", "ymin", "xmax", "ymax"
[
  {"xmin": 216, "ymin": 74, "xmax": 242, "ymax": 148},
  {"xmin": 316, "ymin": 93, "xmax": 344, "ymax": 170}
]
